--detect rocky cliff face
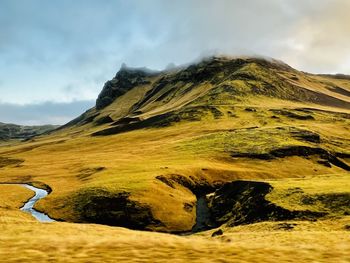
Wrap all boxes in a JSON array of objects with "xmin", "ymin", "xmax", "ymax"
[
  {"xmin": 96, "ymin": 65, "xmax": 160, "ymax": 110},
  {"xmin": 95, "ymin": 57, "xmax": 294, "ymax": 112}
]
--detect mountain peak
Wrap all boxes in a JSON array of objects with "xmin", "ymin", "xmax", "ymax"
[
  {"xmin": 194, "ymin": 55, "xmax": 293, "ymax": 71},
  {"xmin": 64, "ymin": 55, "xmax": 350, "ymax": 130},
  {"xmin": 117, "ymin": 63, "xmax": 160, "ymax": 76},
  {"xmin": 96, "ymin": 65, "xmax": 160, "ymax": 110}
]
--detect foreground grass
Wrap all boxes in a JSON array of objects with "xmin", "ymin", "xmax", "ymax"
[
  {"xmin": 1, "ymin": 221, "xmax": 349, "ymax": 263},
  {"xmin": 0, "ymin": 185, "xmax": 349, "ymax": 263}
]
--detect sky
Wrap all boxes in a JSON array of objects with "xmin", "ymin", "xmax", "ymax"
[{"xmin": 1, "ymin": 0, "xmax": 350, "ymax": 125}]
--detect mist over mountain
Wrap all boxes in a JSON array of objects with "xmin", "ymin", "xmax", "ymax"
[{"xmin": 59, "ymin": 55, "xmax": 350, "ymax": 133}]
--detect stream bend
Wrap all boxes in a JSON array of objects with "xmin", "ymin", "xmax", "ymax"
[{"xmin": 20, "ymin": 184, "xmax": 55, "ymax": 222}]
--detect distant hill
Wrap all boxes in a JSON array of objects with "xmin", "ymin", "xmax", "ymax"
[{"xmin": 0, "ymin": 122, "xmax": 59, "ymax": 140}]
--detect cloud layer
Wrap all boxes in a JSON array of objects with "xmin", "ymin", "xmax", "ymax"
[
  {"xmin": 0, "ymin": 0, "xmax": 349, "ymax": 124},
  {"xmin": 0, "ymin": 100, "xmax": 94, "ymax": 125}
]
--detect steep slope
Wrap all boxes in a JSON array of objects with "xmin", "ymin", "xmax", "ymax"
[
  {"xmin": 0, "ymin": 56, "xmax": 349, "ymax": 233},
  {"xmin": 59, "ymin": 56, "xmax": 350, "ymax": 137}
]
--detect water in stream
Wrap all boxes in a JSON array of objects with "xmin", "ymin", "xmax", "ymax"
[
  {"xmin": 20, "ymin": 184, "xmax": 55, "ymax": 222},
  {"xmin": 191, "ymin": 195, "xmax": 215, "ymax": 232}
]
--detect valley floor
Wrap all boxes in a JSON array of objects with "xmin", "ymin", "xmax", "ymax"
[{"xmin": 0, "ymin": 184, "xmax": 349, "ymax": 263}]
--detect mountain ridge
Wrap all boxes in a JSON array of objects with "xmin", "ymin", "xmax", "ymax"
[{"xmin": 59, "ymin": 55, "xmax": 350, "ymax": 136}]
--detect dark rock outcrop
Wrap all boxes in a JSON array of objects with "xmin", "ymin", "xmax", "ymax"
[
  {"xmin": 92, "ymin": 106, "xmax": 223, "ymax": 136},
  {"xmin": 211, "ymin": 229, "xmax": 223, "ymax": 237},
  {"xmin": 289, "ymin": 129, "xmax": 320, "ymax": 143},
  {"xmin": 73, "ymin": 188, "xmax": 163, "ymax": 230},
  {"xmin": 156, "ymin": 174, "xmax": 216, "ymax": 195},
  {"xmin": 270, "ymin": 109, "xmax": 315, "ymax": 120},
  {"xmin": 94, "ymin": 115, "xmax": 114, "ymax": 125},
  {"xmin": 231, "ymin": 146, "xmax": 350, "ymax": 171},
  {"xmin": 96, "ymin": 66, "xmax": 159, "ymax": 110},
  {"xmin": 208, "ymin": 180, "xmax": 324, "ymax": 227}
]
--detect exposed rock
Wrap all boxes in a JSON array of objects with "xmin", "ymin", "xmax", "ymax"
[
  {"xmin": 269, "ymin": 146, "xmax": 325, "ymax": 158},
  {"xmin": 317, "ymin": 159, "xmax": 332, "ymax": 167},
  {"xmin": 297, "ymin": 108, "xmax": 350, "ymax": 119},
  {"xmin": 208, "ymin": 180, "xmax": 325, "ymax": 227},
  {"xmin": 73, "ymin": 188, "xmax": 163, "ymax": 230},
  {"xmin": 335, "ymin": 152, "xmax": 350, "ymax": 159},
  {"xmin": 231, "ymin": 146, "xmax": 350, "ymax": 171},
  {"xmin": 112, "ymin": 117, "xmax": 141, "ymax": 126},
  {"xmin": 94, "ymin": 115, "xmax": 114, "ymax": 125},
  {"xmin": 289, "ymin": 129, "xmax": 321, "ymax": 143},
  {"xmin": 92, "ymin": 112, "xmax": 178, "ymax": 136},
  {"xmin": 211, "ymin": 229, "xmax": 223, "ymax": 237},
  {"xmin": 274, "ymin": 222, "xmax": 297, "ymax": 230},
  {"xmin": 96, "ymin": 66, "xmax": 159, "ymax": 110},
  {"xmin": 326, "ymin": 85, "xmax": 350, "ymax": 97},
  {"xmin": 210, "ymin": 107, "xmax": 223, "ymax": 119},
  {"xmin": 92, "ymin": 106, "xmax": 221, "ymax": 136},
  {"xmin": 270, "ymin": 109, "xmax": 315, "ymax": 120},
  {"xmin": 245, "ymin": 107, "xmax": 257, "ymax": 112},
  {"xmin": 156, "ymin": 174, "xmax": 216, "ymax": 195}
]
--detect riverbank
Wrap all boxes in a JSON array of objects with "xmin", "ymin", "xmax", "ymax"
[
  {"xmin": 0, "ymin": 182, "xmax": 349, "ymax": 262},
  {"xmin": 20, "ymin": 184, "xmax": 55, "ymax": 222},
  {"xmin": 0, "ymin": 183, "xmax": 54, "ymax": 222}
]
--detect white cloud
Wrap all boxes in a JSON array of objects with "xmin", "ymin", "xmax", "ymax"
[
  {"xmin": 276, "ymin": 0, "xmax": 350, "ymax": 73},
  {"xmin": 0, "ymin": 0, "xmax": 349, "ymax": 123}
]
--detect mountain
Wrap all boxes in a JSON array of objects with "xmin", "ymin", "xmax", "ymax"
[
  {"xmin": 0, "ymin": 122, "xmax": 58, "ymax": 141},
  {"xmin": 0, "ymin": 56, "xmax": 349, "ymax": 234},
  {"xmin": 62, "ymin": 56, "xmax": 350, "ymax": 134}
]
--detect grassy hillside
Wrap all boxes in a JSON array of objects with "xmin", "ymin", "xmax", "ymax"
[{"xmin": 0, "ymin": 56, "xmax": 349, "ymax": 261}]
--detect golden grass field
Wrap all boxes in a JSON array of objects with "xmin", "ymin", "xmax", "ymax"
[
  {"xmin": 0, "ymin": 183, "xmax": 349, "ymax": 262},
  {"xmin": 0, "ymin": 57, "xmax": 349, "ymax": 262}
]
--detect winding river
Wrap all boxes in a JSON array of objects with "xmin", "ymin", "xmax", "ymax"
[{"xmin": 20, "ymin": 184, "xmax": 55, "ymax": 222}]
